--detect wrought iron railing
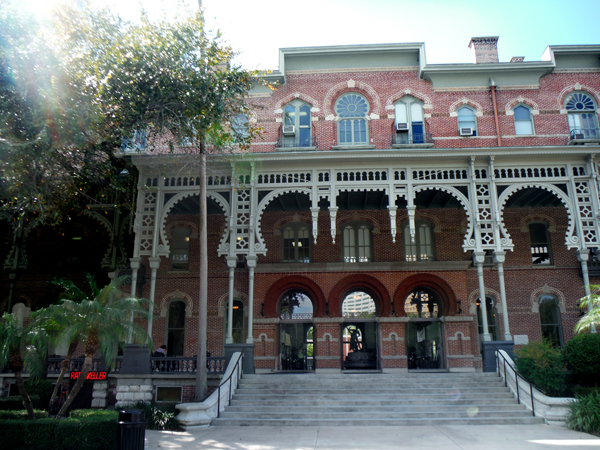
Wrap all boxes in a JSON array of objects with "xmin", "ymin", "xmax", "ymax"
[
  {"xmin": 276, "ymin": 136, "xmax": 317, "ymax": 148},
  {"xmin": 570, "ymin": 128, "xmax": 600, "ymax": 140},
  {"xmin": 391, "ymin": 132, "xmax": 434, "ymax": 145},
  {"xmin": 495, "ymin": 349, "xmax": 539, "ymax": 417}
]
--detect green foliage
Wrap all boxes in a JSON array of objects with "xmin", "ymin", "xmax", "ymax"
[
  {"xmin": 0, "ymin": 395, "xmax": 40, "ymax": 411},
  {"xmin": 127, "ymin": 401, "xmax": 181, "ymax": 430},
  {"xmin": 24, "ymin": 379, "xmax": 53, "ymax": 409},
  {"xmin": 515, "ymin": 340, "xmax": 569, "ymax": 397},
  {"xmin": 0, "ymin": 416, "xmax": 116, "ymax": 450},
  {"xmin": 0, "ymin": 409, "xmax": 48, "ymax": 419},
  {"xmin": 0, "ymin": 313, "xmax": 47, "ymax": 379},
  {"xmin": 568, "ymin": 391, "xmax": 600, "ymax": 434},
  {"xmin": 70, "ymin": 409, "xmax": 118, "ymax": 420},
  {"xmin": 576, "ymin": 286, "xmax": 600, "ymax": 334},
  {"xmin": 563, "ymin": 333, "xmax": 600, "ymax": 387}
]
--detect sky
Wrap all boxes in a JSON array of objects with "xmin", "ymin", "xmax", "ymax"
[{"xmin": 22, "ymin": 0, "xmax": 600, "ymax": 70}]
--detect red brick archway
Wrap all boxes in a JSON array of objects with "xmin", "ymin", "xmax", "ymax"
[
  {"xmin": 263, "ymin": 276, "xmax": 326, "ymax": 318},
  {"xmin": 393, "ymin": 274, "xmax": 458, "ymax": 317},
  {"xmin": 328, "ymin": 275, "xmax": 391, "ymax": 317}
]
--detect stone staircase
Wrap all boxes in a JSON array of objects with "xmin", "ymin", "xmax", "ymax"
[{"xmin": 211, "ymin": 372, "xmax": 545, "ymax": 426}]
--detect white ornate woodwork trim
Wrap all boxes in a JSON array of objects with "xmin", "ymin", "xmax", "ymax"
[
  {"xmin": 411, "ymin": 184, "xmax": 474, "ymax": 251},
  {"xmin": 497, "ymin": 182, "xmax": 578, "ymax": 249},
  {"xmin": 255, "ymin": 188, "xmax": 313, "ymax": 254},
  {"xmin": 159, "ymin": 191, "xmax": 230, "ymax": 256}
]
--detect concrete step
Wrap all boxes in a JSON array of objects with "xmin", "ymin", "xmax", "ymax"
[
  {"xmin": 219, "ymin": 409, "xmax": 535, "ymax": 419},
  {"xmin": 228, "ymin": 398, "xmax": 522, "ymax": 407},
  {"xmin": 212, "ymin": 416, "xmax": 545, "ymax": 427},
  {"xmin": 224, "ymin": 404, "xmax": 529, "ymax": 413}
]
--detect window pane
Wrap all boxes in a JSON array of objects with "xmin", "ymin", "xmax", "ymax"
[
  {"xmin": 284, "ymin": 106, "xmax": 295, "ymax": 126},
  {"xmin": 514, "ymin": 106, "xmax": 530, "ymax": 120},
  {"xmin": 342, "ymin": 291, "xmax": 376, "ymax": 318},
  {"xmin": 404, "ymin": 227, "xmax": 417, "ymax": 261},
  {"xmin": 344, "ymin": 227, "xmax": 356, "ymax": 263},
  {"xmin": 299, "ymin": 105, "xmax": 310, "ymax": 126},
  {"xmin": 410, "ymin": 103, "xmax": 423, "ymax": 122},
  {"xmin": 395, "ymin": 103, "xmax": 408, "ymax": 123},
  {"xmin": 280, "ymin": 292, "xmax": 313, "ymax": 319},
  {"xmin": 168, "ymin": 301, "xmax": 186, "ymax": 328},
  {"xmin": 515, "ymin": 120, "xmax": 533, "ymax": 135}
]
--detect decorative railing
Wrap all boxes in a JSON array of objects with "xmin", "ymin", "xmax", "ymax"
[
  {"xmin": 276, "ymin": 136, "xmax": 318, "ymax": 149},
  {"xmin": 391, "ymin": 132, "xmax": 434, "ymax": 145},
  {"xmin": 570, "ymin": 128, "xmax": 600, "ymax": 141},
  {"xmin": 46, "ymin": 357, "xmax": 104, "ymax": 375}
]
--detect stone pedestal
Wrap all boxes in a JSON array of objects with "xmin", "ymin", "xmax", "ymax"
[
  {"xmin": 91, "ymin": 381, "xmax": 108, "ymax": 408},
  {"xmin": 482, "ymin": 340, "xmax": 514, "ymax": 372},
  {"xmin": 115, "ymin": 377, "xmax": 153, "ymax": 408},
  {"xmin": 224, "ymin": 343, "xmax": 255, "ymax": 374},
  {"xmin": 119, "ymin": 344, "xmax": 151, "ymax": 375}
]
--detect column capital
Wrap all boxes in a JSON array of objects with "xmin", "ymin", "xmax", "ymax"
[
  {"xmin": 576, "ymin": 249, "xmax": 589, "ymax": 262},
  {"xmin": 493, "ymin": 250, "xmax": 506, "ymax": 264},
  {"xmin": 226, "ymin": 256, "xmax": 238, "ymax": 268},
  {"xmin": 129, "ymin": 257, "xmax": 141, "ymax": 270},
  {"xmin": 472, "ymin": 251, "xmax": 487, "ymax": 264},
  {"xmin": 246, "ymin": 255, "xmax": 258, "ymax": 268},
  {"xmin": 148, "ymin": 257, "xmax": 160, "ymax": 270}
]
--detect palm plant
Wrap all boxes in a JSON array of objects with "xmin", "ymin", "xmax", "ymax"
[
  {"xmin": 576, "ymin": 285, "xmax": 600, "ymax": 334},
  {"xmin": 54, "ymin": 277, "xmax": 151, "ymax": 419},
  {"xmin": 0, "ymin": 313, "xmax": 48, "ymax": 420}
]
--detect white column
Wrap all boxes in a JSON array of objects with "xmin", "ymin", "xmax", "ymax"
[
  {"xmin": 226, "ymin": 256, "xmax": 237, "ymax": 344},
  {"xmin": 246, "ymin": 255, "xmax": 257, "ymax": 344},
  {"xmin": 127, "ymin": 257, "xmax": 141, "ymax": 344},
  {"xmin": 147, "ymin": 257, "xmax": 160, "ymax": 338},
  {"xmin": 493, "ymin": 251, "xmax": 512, "ymax": 340},
  {"xmin": 388, "ymin": 205, "xmax": 398, "ymax": 243},
  {"xmin": 310, "ymin": 207, "xmax": 320, "ymax": 244},
  {"xmin": 329, "ymin": 206, "xmax": 338, "ymax": 243},
  {"xmin": 473, "ymin": 251, "xmax": 491, "ymax": 341}
]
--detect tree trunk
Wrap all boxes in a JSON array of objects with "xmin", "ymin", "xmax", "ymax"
[
  {"xmin": 195, "ymin": 146, "xmax": 208, "ymax": 401},
  {"xmin": 48, "ymin": 339, "xmax": 78, "ymax": 412},
  {"xmin": 14, "ymin": 370, "xmax": 35, "ymax": 420},
  {"xmin": 55, "ymin": 353, "xmax": 93, "ymax": 419}
]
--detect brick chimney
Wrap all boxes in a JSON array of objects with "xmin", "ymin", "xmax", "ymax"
[{"xmin": 468, "ymin": 36, "xmax": 499, "ymax": 64}]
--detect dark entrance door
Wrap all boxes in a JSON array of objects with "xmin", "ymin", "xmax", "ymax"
[
  {"xmin": 280, "ymin": 323, "xmax": 313, "ymax": 371},
  {"xmin": 406, "ymin": 320, "xmax": 444, "ymax": 370},
  {"xmin": 342, "ymin": 322, "xmax": 379, "ymax": 370}
]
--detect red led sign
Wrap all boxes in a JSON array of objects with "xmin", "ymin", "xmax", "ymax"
[{"xmin": 70, "ymin": 371, "xmax": 107, "ymax": 380}]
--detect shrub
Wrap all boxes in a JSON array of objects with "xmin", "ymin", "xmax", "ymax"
[
  {"xmin": 563, "ymin": 333, "xmax": 600, "ymax": 387},
  {"xmin": 0, "ymin": 416, "xmax": 116, "ymax": 450},
  {"xmin": 24, "ymin": 379, "xmax": 53, "ymax": 409},
  {"xmin": 515, "ymin": 339, "xmax": 568, "ymax": 397},
  {"xmin": 568, "ymin": 391, "xmax": 600, "ymax": 434},
  {"xmin": 124, "ymin": 401, "xmax": 181, "ymax": 430},
  {"xmin": 0, "ymin": 410, "xmax": 48, "ymax": 420},
  {"xmin": 0, "ymin": 395, "xmax": 40, "ymax": 411}
]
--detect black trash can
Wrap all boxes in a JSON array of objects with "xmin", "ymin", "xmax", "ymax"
[{"xmin": 116, "ymin": 409, "xmax": 145, "ymax": 450}]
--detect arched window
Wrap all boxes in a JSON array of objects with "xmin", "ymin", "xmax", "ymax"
[
  {"xmin": 342, "ymin": 291, "xmax": 377, "ymax": 318},
  {"xmin": 457, "ymin": 106, "xmax": 477, "ymax": 136},
  {"xmin": 394, "ymin": 96, "xmax": 425, "ymax": 144},
  {"xmin": 335, "ymin": 93, "xmax": 369, "ymax": 145},
  {"xmin": 281, "ymin": 223, "xmax": 311, "ymax": 263},
  {"xmin": 565, "ymin": 92, "xmax": 598, "ymax": 138},
  {"xmin": 169, "ymin": 227, "xmax": 191, "ymax": 271},
  {"xmin": 283, "ymin": 100, "xmax": 312, "ymax": 147},
  {"xmin": 529, "ymin": 222, "xmax": 552, "ymax": 265},
  {"xmin": 514, "ymin": 105, "xmax": 534, "ymax": 135},
  {"xmin": 232, "ymin": 114, "xmax": 249, "ymax": 142},
  {"xmin": 342, "ymin": 222, "xmax": 372, "ymax": 263},
  {"xmin": 225, "ymin": 299, "xmax": 245, "ymax": 344},
  {"xmin": 404, "ymin": 289, "xmax": 443, "ymax": 318},
  {"xmin": 279, "ymin": 291, "xmax": 313, "ymax": 320},
  {"xmin": 403, "ymin": 220, "xmax": 434, "ymax": 262},
  {"xmin": 167, "ymin": 300, "xmax": 186, "ymax": 356},
  {"xmin": 477, "ymin": 296, "xmax": 499, "ymax": 341},
  {"xmin": 538, "ymin": 294, "xmax": 563, "ymax": 347}
]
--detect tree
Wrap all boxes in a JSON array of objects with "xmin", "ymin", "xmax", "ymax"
[
  {"xmin": 53, "ymin": 277, "xmax": 150, "ymax": 419},
  {"xmin": 52, "ymin": 2, "xmax": 264, "ymax": 400},
  {"xmin": 576, "ymin": 286, "xmax": 600, "ymax": 334},
  {"xmin": 0, "ymin": 1, "xmax": 132, "ymax": 312},
  {"xmin": 0, "ymin": 313, "xmax": 48, "ymax": 420}
]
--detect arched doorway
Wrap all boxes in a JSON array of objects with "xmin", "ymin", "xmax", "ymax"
[
  {"xmin": 341, "ymin": 291, "xmax": 379, "ymax": 370},
  {"xmin": 404, "ymin": 289, "xmax": 444, "ymax": 370},
  {"xmin": 278, "ymin": 291, "xmax": 314, "ymax": 371}
]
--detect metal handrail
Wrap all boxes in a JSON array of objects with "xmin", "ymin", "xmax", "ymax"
[
  {"xmin": 216, "ymin": 352, "xmax": 244, "ymax": 418},
  {"xmin": 495, "ymin": 348, "xmax": 542, "ymax": 417}
]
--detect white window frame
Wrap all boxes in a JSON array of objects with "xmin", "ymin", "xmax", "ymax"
[
  {"xmin": 281, "ymin": 222, "xmax": 311, "ymax": 263},
  {"xmin": 403, "ymin": 220, "xmax": 435, "ymax": 262},
  {"xmin": 565, "ymin": 92, "xmax": 599, "ymax": 138},
  {"xmin": 394, "ymin": 96, "xmax": 425, "ymax": 144},
  {"xmin": 335, "ymin": 93, "xmax": 370, "ymax": 145},
  {"xmin": 457, "ymin": 106, "xmax": 478, "ymax": 136},
  {"xmin": 342, "ymin": 221, "xmax": 373, "ymax": 263},
  {"xmin": 513, "ymin": 104, "xmax": 535, "ymax": 136},
  {"xmin": 282, "ymin": 99, "xmax": 312, "ymax": 147}
]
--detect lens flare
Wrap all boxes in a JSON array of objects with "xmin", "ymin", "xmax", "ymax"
[{"xmin": 466, "ymin": 406, "xmax": 479, "ymax": 417}]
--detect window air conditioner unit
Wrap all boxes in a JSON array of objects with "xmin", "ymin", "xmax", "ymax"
[
  {"xmin": 460, "ymin": 127, "xmax": 474, "ymax": 136},
  {"xmin": 282, "ymin": 125, "xmax": 295, "ymax": 136},
  {"xmin": 573, "ymin": 132, "xmax": 586, "ymax": 140},
  {"xmin": 396, "ymin": 122, "xmax": 409, "ymax": 131}
]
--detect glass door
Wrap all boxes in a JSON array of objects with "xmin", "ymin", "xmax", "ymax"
[
  {"xmin": 406, "ymin": 320, "xmax": 444, "ymax": 370},
  {"xmin": 280, "ymin": 323, "xmax": 314, "ymax": 371}
]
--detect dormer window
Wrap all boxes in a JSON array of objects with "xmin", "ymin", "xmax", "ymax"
[{"xmin": 336, "ymin": 93, "xmax": 369, "ymax": 145}]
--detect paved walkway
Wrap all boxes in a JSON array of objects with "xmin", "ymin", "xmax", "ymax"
[{"xmin": 145, "ymin": 425, "xmax": 600, "ymax": 450}]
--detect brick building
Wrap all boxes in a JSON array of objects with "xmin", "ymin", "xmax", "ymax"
[{"xmin": 3, "ymin": 36, "xmax": 600, "ymax": 403}]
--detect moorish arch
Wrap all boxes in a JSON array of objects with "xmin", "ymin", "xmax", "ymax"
[
  {"xmin": 393, "ymin": 273, "xmax": 459, "ymax": 317},
  {"xmin": 263, "ymin": 275, "xmax": 326, "ymax": 318},
  {"xmin": 497, "ymin": 183, "xmax": 578, "ymax": 249},
  {"xmin": 159, "ymin": 290, "xmax": 194, "ymax": 317},
  {"xmin": 557, "ymin": 84, "xmax": 600, "ymax": 111},
  {"xmin": 323, "ymin": 80, "xmax": 382, "ymax": 118},
  {"xmin": 255, "ymin": 188, "xmax": 313, "ymax": 253},
  {"xmin": 328, "ymin": 274, "xmax": 391, "ymax": 317},
  {"xmin": 274, "ymin": 92, "xmax": 320, "ymax": 111},
  {"xmin": 410, "ymin": 185, "xmax": 474, "ymax": 249},
  {"xmin": 158, "ymin": 190, "xmax": 230, "ymax": 256},
  {"xmin": 385, "ymin": 89, "xmax": 433, "ymax": 111}
]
